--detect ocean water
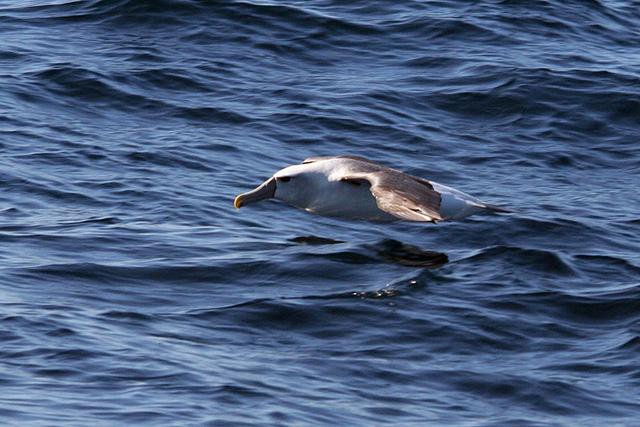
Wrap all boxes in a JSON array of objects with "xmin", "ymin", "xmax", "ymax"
[{"xmin": 1, "ymin": 0, "xmax": 640, "ymax": 425}]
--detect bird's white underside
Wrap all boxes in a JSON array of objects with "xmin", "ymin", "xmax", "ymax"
[
  {"xmin": 430, "ymin": 181, "xmax": 486, "ymax": 220},
  {"xmin": 304, "ymin": 178, "xmax": 397, "ymax": 221}
]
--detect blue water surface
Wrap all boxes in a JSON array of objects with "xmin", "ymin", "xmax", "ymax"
[{"xmin": 1, "ymin": 1, "xmax": 639, "ymax": 425}]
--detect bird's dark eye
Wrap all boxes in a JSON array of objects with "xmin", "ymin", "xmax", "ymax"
[{"xmin": 278, "ymin": 176, "xmax": 292, "ymax": 182}]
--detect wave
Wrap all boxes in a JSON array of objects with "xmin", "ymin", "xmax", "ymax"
[{"xmin": 2, "ymin": 0, "xmax": 640, "ymax": 424}]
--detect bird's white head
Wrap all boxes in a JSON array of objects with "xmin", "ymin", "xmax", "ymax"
[{"xmin": 234, "ymin": 162, "xmax": 323, "ymax": 209}]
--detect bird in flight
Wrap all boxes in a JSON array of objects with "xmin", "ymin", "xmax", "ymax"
[{"xmin": 234, "ymin": 155, "xmax": 511, "ymax": 223}]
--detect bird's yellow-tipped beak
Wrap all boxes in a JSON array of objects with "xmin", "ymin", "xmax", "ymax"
[
  {"xmin": 233, "ymin": 177, "xmax": 276, "ymax": 209},
  {"xmin": 233, "ymin": 195, "xmax": 243, "ymax": 209}
]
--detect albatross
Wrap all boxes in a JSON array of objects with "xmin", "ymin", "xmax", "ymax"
[{"xmin": 233, "ymin": 155, "xmax": 511, "ymax": 223}]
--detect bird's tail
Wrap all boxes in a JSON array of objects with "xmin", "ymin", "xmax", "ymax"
[{"xmin": 483, "ymin": 204, "xmax": 515, "ymax": 214}]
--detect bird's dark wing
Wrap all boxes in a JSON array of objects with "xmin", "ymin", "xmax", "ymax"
[{"xmin": 339, "ymin": 170, "xmax": 443, "ymax": 222}]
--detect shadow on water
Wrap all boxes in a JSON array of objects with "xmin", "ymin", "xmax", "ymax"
[
  {"xmin": 290, "ymin": 235, "xmax": 448, "ymax": 268},
  {"xmin": 370, "ymin": 239, "xmax": 449, "ymax": 268}
]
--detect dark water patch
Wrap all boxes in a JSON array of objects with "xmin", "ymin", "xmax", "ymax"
[
  {"xmin": 101, "ymin": 310, "xmax": 155, "ymax": 322},
  {"xmin": 512, "ymin": 287, "xmax": 640, "ymax": 327},
  {"xmin": 0, "ymin": 329, "xmax": 21, "ymax": 342},
  {"xmin": 223, "ymin": 1, "xmax": 383, "ymax": 38},
  {"xmin": 186, "ymin": 297, "xmax": 396, "ymax": 333},
  {"xmin": 573, "ymin": 254, "xmax": 640, "ymax": 283},
  {"xmin": 297, "ymin": 249, "xmax": 378, "ymax": 265},
  {"xmin": 298, "ymin": 283, "xmax": 413, "ymax": 302},
  {"xmin": 386, "ymin": 15, "xmax": 517, "ymax": 44},
  {"xmin": 616, "ymin": 335, "xmax": 640, "ymax": 351},
  {"xmin": 213, "ymin": 383, "xmax": 273, "ymax": 401},
  {"xmin": 431, "ymin": 90, "xmax": 532, "ymax": 119},
  {"xmin": 27, "ymin": 64, "xmax": 124, "ymax": 108},
  {"xmin": 0, "ymin": 50, "xmax": 25, "ymax": 60},
  {"xmin": 1, "ymin": 347, "xmax": 100, "ymax": 363},
  {"xmin": 403, "ymin": 55, "xmax": 463, "ymax": 68},
  {"xmin": 267, "ymin": 112, "xmax": 395, "ymax": 134},
  {"xmin": 542, "ymin": 347, "xmax": 640, "ymax": 377},
  {"xmin": 59, "ymin": 216, "xmax": 120, "ymax": 226},
  {"xmin": 444, "ymin": 369, "xmax": 635, "ymax": 417},
  {"xmin": 172, "ymin": 106, "xmax": 251, "ymax": 124},
  {"xmin": 289, "ymin": 235, "xmax": 345, "ymax": 245},
  {"xmin": 125, "ymin": 150, "xmax": 212, "ymax": 172},
  {"xmin": 12, "ymin": 259, "xmax": 293, "ymax": 289},
  {"xmin": 127, "ymin": 68, "xmax": 214, "ymax": 93},
  {"xmin": 45, "ymin": 327, "xmax": 77, "ymax": 337},
  {"xmin": 125, "ymin": 51, "xmax": 169, "ymax": 64},
  {"xmin": 0, "ymin": 169, "xmax": 101, "ymax": 202},
  {"xmin": 464, "ymin": 246, "xmax": 576, "ymax": 276},
  {"xmin": 2, "ymin": 0, "xmax": 202, "ymax": 26},
  {"xmin": 32, "ymin": 367, "xmax": 83, "ymax": 378}
]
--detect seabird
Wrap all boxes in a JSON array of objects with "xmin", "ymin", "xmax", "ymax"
[{"xmin": 233, "ymin": 155, "xmax": 511, "ymax": 223}]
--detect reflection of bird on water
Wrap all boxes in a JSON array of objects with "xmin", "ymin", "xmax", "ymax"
[
  {"xmin": 289, "ymin": 236, "xmax": 449, "ymax": 268},
  {"xmin": 373, "ymin": 239, "xmax": 449, "ymax": 268},
  {"xmin": 234, "ymin": 155, "xmax": 511, "ymax": 223}
]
